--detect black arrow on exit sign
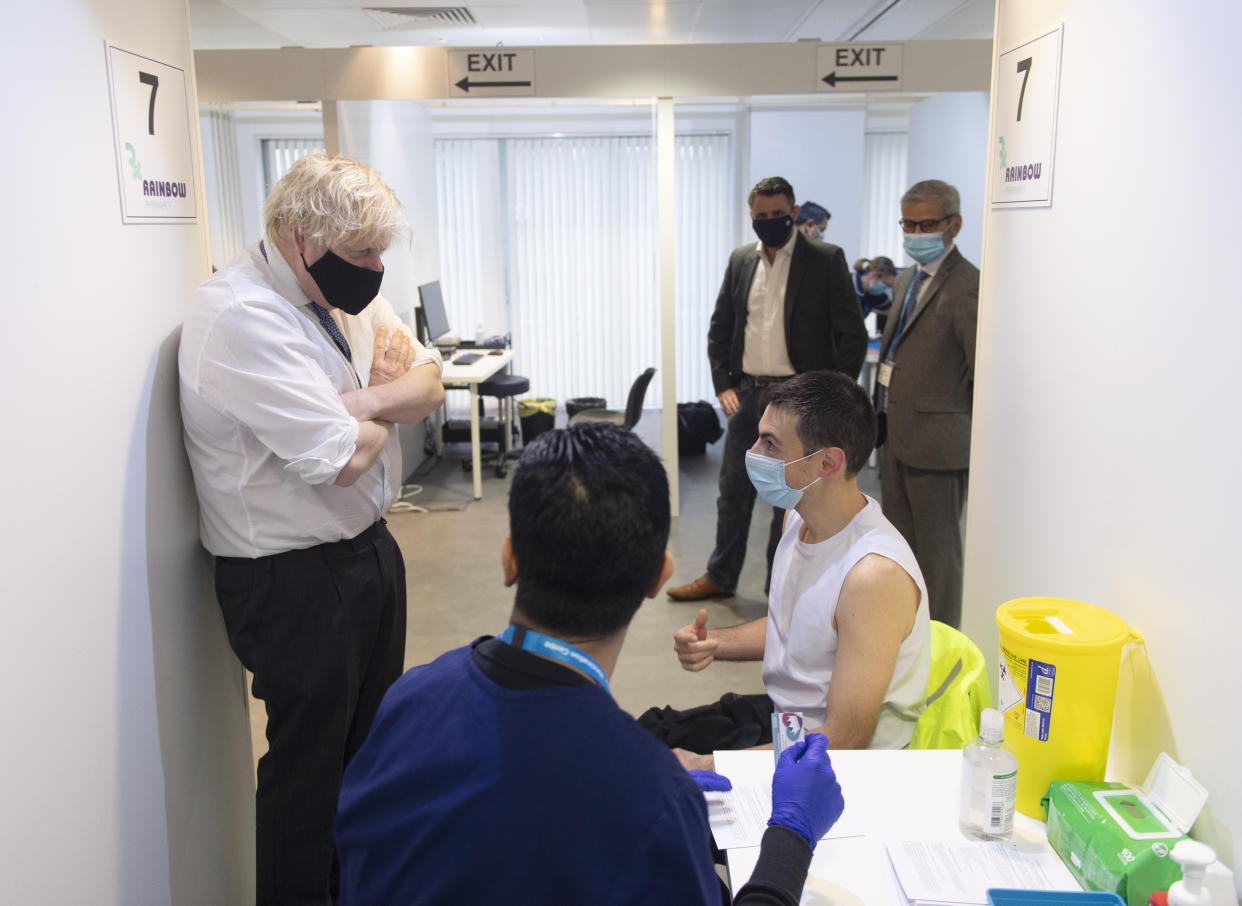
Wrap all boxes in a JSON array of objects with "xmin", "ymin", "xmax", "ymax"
[
  {"xmin": 821, "ymin": 71, "xmax": 899, "ymax": 87},
  {"xmin": 455, "ymin": 77, "xmax": 533, "ymax": 92}
]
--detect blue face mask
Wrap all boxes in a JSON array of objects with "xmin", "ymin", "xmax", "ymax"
[
  {"xmin": 753, "ymin": 216, "xmax": 794, "ymax": 248},
  {"xmin": 745, "ymin": 448, "xmax": 823, "ymax": 510},
  {"xmin": 867, "ymin": 283, "xmax": 889, "ymax": 296},
  {"xmin": 903, "ymin": 231, "xmax": 945, "ymax": 264}
]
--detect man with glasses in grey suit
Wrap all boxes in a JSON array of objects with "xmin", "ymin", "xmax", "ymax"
[{"xmin": 874, "ymin": 179, "xmax": 980, "ymax": 629}]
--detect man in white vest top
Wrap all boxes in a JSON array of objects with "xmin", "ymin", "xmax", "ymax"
[{"xmin": 642, "ymin": 371, "xmax": 930, "ymax": 759}]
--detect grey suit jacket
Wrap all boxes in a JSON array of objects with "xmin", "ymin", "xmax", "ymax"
[
  {"xmin": 877, "ymin": 246, "xmax": 979, "ymax": 471},
  {"xmin": 707, "ymin": 232, "xmax": 867, "ymax": 393}
]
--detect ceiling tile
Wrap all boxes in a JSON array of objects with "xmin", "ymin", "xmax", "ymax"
[
  {"xmin": 585, "ymin": 3, "xmax": 699, "ymax": 44},
  {"xmin": 190, "ymin": 0, "xmax": 994, "ymax": 51},
  {"xmin": 474, "ymin": 4, "xmax": 591, "ymax": 27},
  {"xmin": 691, "ymin": 1, "xmax": 818, "ymax": 43}
]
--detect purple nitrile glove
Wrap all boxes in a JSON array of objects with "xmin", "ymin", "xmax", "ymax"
[
  {"xmin": 767, "ymin": 733, "xmax": 844, "ymax": 850},
  {"xmin": 688, "ymin": 770, "xmax": 733, "ymax": 793}
]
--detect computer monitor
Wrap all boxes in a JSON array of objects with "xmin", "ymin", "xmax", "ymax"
[{"xmin": 417, "ymin": 280, "xmax": 452, "ymax": 346}]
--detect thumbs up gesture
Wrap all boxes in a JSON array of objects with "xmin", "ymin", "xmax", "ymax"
[{"xmin": 674, "ymin": 608, "xmax": 719, "ymax": 672}]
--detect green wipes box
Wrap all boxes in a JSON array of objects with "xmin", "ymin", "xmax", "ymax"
[{"xmin": 1042, "ymin": 753, "xmax": 1207, "ymax": 906}]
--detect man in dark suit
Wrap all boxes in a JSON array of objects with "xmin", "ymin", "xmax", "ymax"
[
  {"xmin": 668, "ymin": 177, "xmax": 867, "ymax": 602},
  {"xmin": 874, "ymin": 179, "xmax": 979, "ymax": 628}
]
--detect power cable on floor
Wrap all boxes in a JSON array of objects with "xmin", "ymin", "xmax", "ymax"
[{"xmin": 387, "ymin": 483, "xmax": 428, "ymax": 514}]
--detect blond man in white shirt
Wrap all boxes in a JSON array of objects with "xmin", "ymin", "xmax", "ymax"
[
  {"xmin": 668, "ymin": 177, "xmax": 867, "ymax": 603},
  {"xmin": 179, "ymin": 154, "xmax": 443, "ymax": 906}
]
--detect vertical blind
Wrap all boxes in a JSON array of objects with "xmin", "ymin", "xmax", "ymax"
[
  {"xmin": 434, "ymin": 132, "xmax": 731, "ymax": 411},
  {"xmin": 204, "ymin": 109, "xmax": 247, "ymax": 265},
  {"xmin": 859, "ymin": 131, "xmax": 909, "ymax": 266},
  {"xmin": 435, "ymin": 139, "xmax": 505, "ymax": 350},
  {"xmin": 261, "ymin": 138, "xmax": 326, "ymax": 199}
]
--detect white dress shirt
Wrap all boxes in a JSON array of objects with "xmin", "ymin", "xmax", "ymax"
[
  {"xmin": 741, "ymin": 238, "xmax": 796, "ymax": 378},
  {"xmin": 179, "ymin": 238, "xmax": 441, "ymax": 558}
]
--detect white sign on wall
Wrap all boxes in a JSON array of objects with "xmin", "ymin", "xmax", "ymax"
[
  {"xmin": 816, "ymin": 44, "xmax": 903, "ymax": 92},
  {"xmin": 448, "ymin": 50, "xmax": 536, "ymax": 97},
  {"xmin": 991, "ymin": 25, "xmax": 1063, "ymax": 208},
  {"xmin": 106, "ymin": 43, "xmax": 197, "ymax": 224}
]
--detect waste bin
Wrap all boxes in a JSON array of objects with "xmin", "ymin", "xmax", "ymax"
[
  {"xmin": 518, "ymin": 398, "xmax": 556, "ymax": 446},
  {"xmin": 565, "ymin": 396, "xmax": 606, "ymax": 419},
  {"xmin": 677, "ymin": 400, "xmax": 724, "ymax": 455},
  {"xmin": 996, "ymin": 597, "xmax": 1144, "ymax": 818}
]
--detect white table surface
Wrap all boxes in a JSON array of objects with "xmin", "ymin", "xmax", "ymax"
[
  {"xmin": 717, "ymin": 748, "xmax": 1061, "ymax": 905},
  {"xmin": 439, "ymin": 348, "xmax": 515, "ymax": 499}
]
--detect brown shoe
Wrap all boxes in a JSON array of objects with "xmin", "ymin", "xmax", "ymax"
[{"xmin": 666, "ymin": 576, "xmax": 732, "ymax": 601}]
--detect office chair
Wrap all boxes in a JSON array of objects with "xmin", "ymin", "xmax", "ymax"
[
  {"xmin": 567, "ymin": 367, "xmax": 656, "ymax": 430},
  {"xmin": 909, "ymin": 621, "xmax": 989, "ymax": 750}
]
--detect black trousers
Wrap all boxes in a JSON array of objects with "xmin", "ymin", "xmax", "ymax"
[
  {"xmin": 706, "ymin": 379, "xmax": 786, "ymax": 594},
  {"xmin": 215, "ymin": 520, "xmax": 407, "ymax": 906}
]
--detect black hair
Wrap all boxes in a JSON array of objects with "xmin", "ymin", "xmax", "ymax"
[
  {"xmin": 748, "ymin": 176, "xmax": 796, "ymax": 209},
  {"xmin": 870, "ymin": 255, "xmax": 898, "ymax": 278},
  {"xmin": 508, "ymin": 423, "xmax": 670, "ymax": 637},
  {"xmin": 763, "ymin": 371, "xmax": 877, "ymax": 477},
  {"xmin": 796, "ymin": 201, "xmax": 830, "ymax": 225}
]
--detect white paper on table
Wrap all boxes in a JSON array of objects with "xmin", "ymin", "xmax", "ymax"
[
  {"xmin": 705, "ymin": 783, "xmax": 865, "ymax": 850},
  {"xmin": 885, "ymin": 839, "xmax": 1080, "ymax": 905}
]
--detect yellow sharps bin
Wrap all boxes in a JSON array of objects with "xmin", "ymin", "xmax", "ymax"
[{"xmin": 995, "ymin": 597, "xmax": 1143, "ymax": 818}]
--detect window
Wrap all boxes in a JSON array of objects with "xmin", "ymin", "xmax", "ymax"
[
  {"xmin": 434, "ymin": 132, "xmax": 731, "ymax": 409},
  {"xmin": 261, "ymin": 138, "xmax": 325, "ymax": 198}
]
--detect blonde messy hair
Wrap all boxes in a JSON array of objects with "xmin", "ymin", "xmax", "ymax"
[{"xmin": 264, "ymin": 153, "xmax": 406, "ymax": 250}]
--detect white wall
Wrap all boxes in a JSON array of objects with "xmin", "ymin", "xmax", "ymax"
[
  {"xmin": 907, "ymin": 91, "xmax": 990, "ymax": 267},
  {"xmin": 747, "ymin": 107, "xmax": 867, "ymax": 262},
  {"xmin": 965, "ymin": 0, "xmax": 1241, "ymax": 884},
  {"xmin": 0, "ymin": 1, "xmax": 253, "ymax": 902}
]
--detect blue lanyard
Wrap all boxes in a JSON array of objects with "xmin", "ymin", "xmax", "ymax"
[{"xmin": 498, "ymin": 625, "xmax": 611, "ymax": 695}]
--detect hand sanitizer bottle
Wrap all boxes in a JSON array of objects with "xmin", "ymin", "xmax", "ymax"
[
  {"xmin": 1168, "ymin": 839, "xmax": 1216, "ymax": 906},
  {"xmin": 959, "ymin": 708, "xmax": 1017, "ymax": 840}
]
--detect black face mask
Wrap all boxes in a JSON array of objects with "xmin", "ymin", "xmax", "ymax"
[
  {"xmin": 752, "ymin": 215, "xmax": 794, "ymax": 249},
  {"xmin": 302, "ymin": 248, "xmax": 383, "ymax": 316}
]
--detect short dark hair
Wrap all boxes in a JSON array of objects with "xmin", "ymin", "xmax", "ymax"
[
  {"xmin": 748, "ymin": 176, "xmax": 795, "ymax": 209},
  {"xmin": 796, "ymin": 201, "xmax": 830, "ymax": 225},
  {"xmin": 763, "ymin": 371, "xmax": 876, "ymax": 477},
  {"xmin": 508, "ymin": 423, "xmax": 670, "ymax": 637},
  {"xmin": 870, "ymin": 255, "xmax": 898, "ymax": 278}
]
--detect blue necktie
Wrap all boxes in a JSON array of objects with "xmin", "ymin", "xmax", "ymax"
[
  {"xmin": 311, "ymin": 303, "xmax": 352, "ymax": 362},
  {"xmin": 890, "ymin": 267, "xmax": 930, "ymax": 352},
  {"xmin": 876, "ymin": 268, "xmax": 930, "ymax": 415}
]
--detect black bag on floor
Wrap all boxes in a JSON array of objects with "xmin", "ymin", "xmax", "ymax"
[{"xmin": 677, "ymin": 400, "xmax": 724, "ymax": 455}]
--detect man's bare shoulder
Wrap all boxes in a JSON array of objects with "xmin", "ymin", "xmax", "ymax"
[
  {"xmin": 843, "ymin": 552, "xmax": 914, "ymax": 587},
  {"xmin": 838, "ymin": 553, "xmax": 920, "ymax": 626}
]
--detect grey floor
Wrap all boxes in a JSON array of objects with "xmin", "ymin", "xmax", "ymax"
[{"xmin": 247, "ymin": 408, "xmax": 882, "ymax": 763}]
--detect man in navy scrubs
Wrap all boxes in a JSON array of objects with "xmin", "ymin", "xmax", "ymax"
[{"xmin": 335, "ymin": 424, "xmax": 845, "ymax": 905}]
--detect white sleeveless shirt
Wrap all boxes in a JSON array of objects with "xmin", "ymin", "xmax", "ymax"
[{"xmin": 762, "ymin": 495, "xmax": 930, "ymax": 749}]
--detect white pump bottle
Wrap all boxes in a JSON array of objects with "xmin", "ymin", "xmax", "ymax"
[{"xmin": 1168, "ymin": 839, "xmax": 1216, "ymax": 906}]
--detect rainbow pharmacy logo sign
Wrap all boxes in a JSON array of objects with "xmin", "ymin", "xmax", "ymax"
[{"xmin": 996, "ymin": 136, "xmax": 1043, "ymax": 192}]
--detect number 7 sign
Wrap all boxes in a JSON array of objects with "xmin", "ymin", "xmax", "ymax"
[
  {"xmin": 991, "ymin": 25, "xmax": 1063, "ymax": 209},
  {"xmin": 106, "ymin": 43, "xmax": 197, "ymax": 224}
]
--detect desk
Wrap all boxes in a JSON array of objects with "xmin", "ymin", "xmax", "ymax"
[
  {"xmin": 440, "ymin": 348, "xmax": 515, "ymax": 499},
  {"xmin": 718, "ymin": 749, "xmax": 1061, "ymax": 904}
]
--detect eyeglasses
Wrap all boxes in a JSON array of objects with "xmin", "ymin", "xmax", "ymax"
[{"xmin": 899, "ymin": 214, "xmax": 958, "ymax": 233}]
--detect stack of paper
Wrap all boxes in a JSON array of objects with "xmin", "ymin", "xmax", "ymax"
[
  {"xmin": 886, "ymin": 839, "xmax": 1080, "ymax": 905},
  {"xmin": 705, "ymin": 784, "xmax": 864, "ymax": 850}
]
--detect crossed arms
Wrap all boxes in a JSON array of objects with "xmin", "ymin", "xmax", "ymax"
[{"xmin": 336, "ymin": 325, "xmax": 444, "ymax": 486}]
